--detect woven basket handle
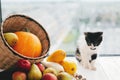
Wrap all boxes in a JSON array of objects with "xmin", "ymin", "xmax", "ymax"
[{"xmin": 0, "ymin": 0, "xmax": 2, "ymax": 24}]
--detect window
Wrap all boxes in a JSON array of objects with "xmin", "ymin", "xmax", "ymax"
[{"xmin": 1, "ymin": 0, "xmax": 120, "ymax": 56}]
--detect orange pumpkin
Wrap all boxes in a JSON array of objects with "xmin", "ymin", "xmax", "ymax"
[{"xmin": 13, "ymin": 31, "xmax": 42, "ymax": 58}]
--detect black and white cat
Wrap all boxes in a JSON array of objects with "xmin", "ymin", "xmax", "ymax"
[{"xmin": 75, "ymin": 32, "xmax": 103, "ymax": 70}]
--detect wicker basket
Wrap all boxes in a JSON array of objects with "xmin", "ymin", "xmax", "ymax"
[{"xmin": 0, "ymin": 14, "xmax": 50, "ymax": 71}]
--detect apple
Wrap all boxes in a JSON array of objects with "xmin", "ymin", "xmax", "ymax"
[
  {"xmin": 36, "ymin": 63, "xmax": 45, "ymax": 72},
  {"xmin": 42, "ymin": 73, "xmax": 58, "ymax": 80},
  {"xmin": 12, "ymin": 71, "xmax": 26, "ymax": 80},
  {"xmin": 16, "ymin": 59, "xmax": 31, "ymax": 71}
]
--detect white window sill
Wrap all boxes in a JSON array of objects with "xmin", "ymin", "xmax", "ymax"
[{"xmin": 66, "ymin": 56, "xmax": 120, "ymax": 80}]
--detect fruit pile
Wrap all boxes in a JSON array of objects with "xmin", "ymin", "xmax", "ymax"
[
  {"xmin": 11, "ymin": 49, "xmax": 86, "ymax": 80},
  {"xmin": 3, "ymin": 32, "xmax": 86, "ymax": 80},
  {"xmin": 12, "ymin": 59, "xmax": 71, "ymax": 80}
]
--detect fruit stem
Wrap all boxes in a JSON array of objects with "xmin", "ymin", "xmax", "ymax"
[{"xmin": 23, "ymin": 27, "xmax": 30, "ymax": 32}]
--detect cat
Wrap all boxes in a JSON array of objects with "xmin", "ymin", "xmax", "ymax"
[{"xmin": 75, "ymin": 32, "xmax": 103, "ymax": 70}]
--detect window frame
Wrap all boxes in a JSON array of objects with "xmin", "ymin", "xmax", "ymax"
[{"xmin": 0, "ymin": 0, "xmax": 2, "ymax": 23}]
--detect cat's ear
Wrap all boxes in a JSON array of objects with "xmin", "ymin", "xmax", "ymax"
[
  {"xmin": 84, "ymin": 32, "xmax": 88, "ymax": 36},
  {"xmin": 98, "ymin": 32, "xmax": 103, "ymax": 36}
]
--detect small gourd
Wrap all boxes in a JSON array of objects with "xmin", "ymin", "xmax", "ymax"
[{"xmin": 13, "ymin": 31, "xmax": 42, "ymax": 58}]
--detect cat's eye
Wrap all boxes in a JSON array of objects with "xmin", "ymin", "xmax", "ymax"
[{"xmin": 86, "ymin": 38, "xmax": 91, "ymax": 46}]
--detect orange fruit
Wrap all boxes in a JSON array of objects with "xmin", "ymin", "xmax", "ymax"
[
  {"xmin": 13, "ymin": 31, "xmax": 42, "ymax": 58},
  {"xmin": 60, "ymin": 60, "xmax": 77, "ymax": 75},
  {"xmin": 46, "ymin": 49, "xmax": 66, "ymax": 63}
]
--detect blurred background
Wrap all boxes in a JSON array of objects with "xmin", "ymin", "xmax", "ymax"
[{"xmin": 1, "ymin": 0, "xmax": 120, "ymax": 56}]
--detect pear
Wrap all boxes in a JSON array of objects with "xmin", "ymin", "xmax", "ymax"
[
  {"xmin": 57, "ymin": 72, "xmax": 73, "ymax": 80},
  {"xmin": 43, "ymin": 67, "xmax": 58, "ymax": 76},
  {"xmin": 28, "ymin": 64, "xmax": 42, "ymax": 80},
  {"xmin": 4, "ymin": 32, "xmax": 18, "ymax": 47}
]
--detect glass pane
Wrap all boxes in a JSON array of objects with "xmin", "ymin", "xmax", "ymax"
[
  {"xmin": 59, "ymin": 1, "xmax": 120, "ymax": 55},
  {"xmin": 1, "ymin": 0, "xmax": 120, "ymax": 55}
]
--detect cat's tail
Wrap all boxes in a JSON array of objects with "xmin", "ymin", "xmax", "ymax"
[{"xmin": 75, "ymin": 47, "xmax": 82, "ymax": 62}]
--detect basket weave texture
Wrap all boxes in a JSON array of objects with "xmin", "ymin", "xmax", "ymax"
[{"xmin": 0, "ymin": 14, "xmax": 50, "ymax": 70}]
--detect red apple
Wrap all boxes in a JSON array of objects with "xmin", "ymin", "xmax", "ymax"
[
  {"xmin": 16, "ymin": 59, "xmax": 31, "ymax": 71},
  {"xmin": 36, "ymin": 63, "xmax": 45, "ymax": 72},
  {"xmin": 42, "ymin": 73, "xmax": 58, "ymax": 80},
  {"xmin": 12, "ymin": 71, "xmax": 26, "ymax": 80}
]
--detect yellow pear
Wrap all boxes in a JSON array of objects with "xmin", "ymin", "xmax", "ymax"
[
  {"xmin": 57, "ymin": 72, "xmax": 73, "ymax": 80},
  {"xmin": 47, "ymin": 49, "xmax": 66, "ymax": 63},
  {"xmin": 4, "ymin": 32, "xmax": 18, "ymax": 47},
  {"xmin": 60, "ymin": 60, "xmax": 77, "ymax": 75},
  {"xmin": 28, "ymin": 64, "xmax": 42, "ymax": 80},
  {"xmin": 43, "ymin": 67, "xmax": 58, "ymax": 76}
]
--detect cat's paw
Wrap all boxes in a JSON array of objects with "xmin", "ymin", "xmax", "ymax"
[
  {"xmin": 82, "ymin": 63, "xmax": 91, "ymax": 69},
  {"xmin": 82, "ymin": 63, "xmax": 96, "ymax": 70}
]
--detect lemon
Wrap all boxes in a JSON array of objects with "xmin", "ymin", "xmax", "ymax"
[
  {"xmin": 60, "ymin": 60, "xmax": 77, "ymax": 75},
  {"xmin": 46, "ymin": 49, "xmax": 66, "ymax": 63}
]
